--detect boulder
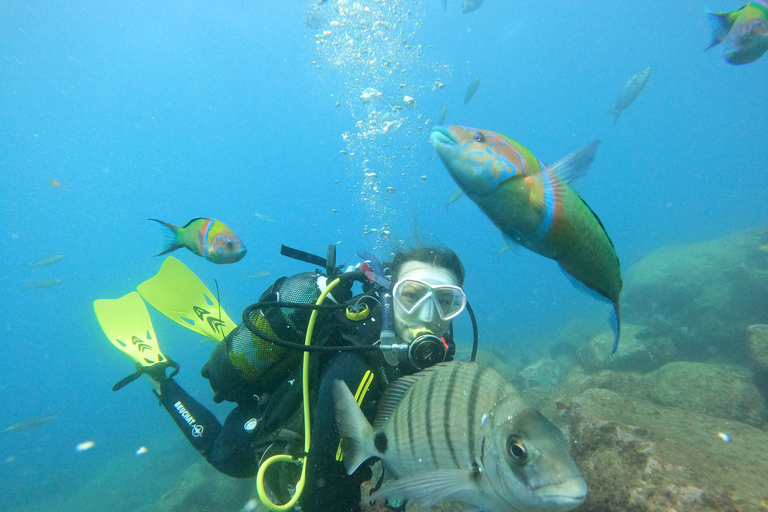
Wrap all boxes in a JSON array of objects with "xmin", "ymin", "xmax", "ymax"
[
  {"xmin": 644, "ymin": 362, "xmax": 766, "ymax": 427},
  {"xmin": 622, "ymin": 224, "xmax": 768, "ymax": 364},
  {"xmin": 515, "ymin": 357, "xmax": 564, "ymax": 389},
  {"xmin": 568, "ymin": 388, "xmax": 768, "ymax": 512},
  {"xmin": 747, "ymin": 324, "xmax": 768, "ymax": 398},
  {"xmin": 577, "ymin": 324, "xmax": 676, "ymax": 374}
]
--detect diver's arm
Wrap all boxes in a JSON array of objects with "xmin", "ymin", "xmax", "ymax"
[{"xmin": 154, "ymin": 378, "xmax": 261, "ymax": 478}]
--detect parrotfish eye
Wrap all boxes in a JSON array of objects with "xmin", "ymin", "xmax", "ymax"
[
  {"xmin": 226, "ymin": 241, "xmax": 233, "ymax": 248},
  {"xmin": 473, "ymin": 131, "xmax": 486, "ymax": 143},
  {"xmin": 506, "ymin": 435, "xmax": 528, "ymax": 464}
]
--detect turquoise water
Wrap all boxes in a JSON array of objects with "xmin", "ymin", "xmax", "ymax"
[{"xmin": 1, "ymin": 1, "xmax": 766, "ymax": 510}]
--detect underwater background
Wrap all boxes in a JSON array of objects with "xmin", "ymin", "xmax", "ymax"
[{"xmin": 1, "ymin": 1, "xmax": 766, "ymax": 511}]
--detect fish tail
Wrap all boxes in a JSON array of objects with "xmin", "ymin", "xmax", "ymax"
[
  {"xmin": 705, "ymin": 11, "xmax": 734, "ymax": 50},
  {"xmin": 149, "ymin": 219, "xmax": 182, "ymax": 256},
  {"xmin": 332, "ymin": 379, "xmax": 375, "ymax": 475},
  {"xmin": 610, "ymin": 303, "xmax": 621, "ymax": 353}
]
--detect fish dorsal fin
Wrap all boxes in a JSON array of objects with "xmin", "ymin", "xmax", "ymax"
[
  {"xmin": 373, "ymin": 363, "xmax": 447, "ymax": 429},
  {"xmin": 542, "ymin": 140, "xmax": 601, "ymax": 185}
]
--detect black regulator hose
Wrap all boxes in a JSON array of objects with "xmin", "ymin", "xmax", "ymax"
[{"xmin": 241, "ymin": 301, "xmax": 381, "ymax": 353}]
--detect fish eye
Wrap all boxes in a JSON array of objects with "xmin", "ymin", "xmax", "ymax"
[
  {"xmin": 226, "ymin": 241, "xmax": 233, "ymax": 248},
  {"xmin": 474, "ymin": 132, "xmax": 485, "ymax": 143},
  {"xmin": 506, "ymin": 435, "xmax": 528, "ymax": 464}
]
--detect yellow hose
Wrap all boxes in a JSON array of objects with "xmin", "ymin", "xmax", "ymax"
[{"xmin": 256, "ymin": 277, "xmax": 341, "ymax": 511}]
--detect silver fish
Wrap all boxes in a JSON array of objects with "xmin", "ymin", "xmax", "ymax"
[
  {"xmin": 611, "ymin": 67, "xmax": 652, "ymax": 124},
  {"xmin": 464, "ymin": 76, "xmax": 481, "ymax": 105},
  {"xmin": 23, "ymin": 278, "xmax": 62, "ymax": 289},
  {"xmin": 462, "ymin": 0, "xmax": 484, "ymax": 14},
  {"xmin": 27, "ymin": 254, "xmax": 64, "ymax": 268},
  {"xmin": 437, "ymin": 105, "xmax": 447, "ymax": 126},
  {"xmin": 5, "ymin": 414, "xmax": 57, "ymax": 433},
  {"xmin": 254, "ymin": 211, "xmax": 276, "ymax": 224},
  {"xmin": 334, "ymin": 361, "xmax": 587, "ymax": 511}
]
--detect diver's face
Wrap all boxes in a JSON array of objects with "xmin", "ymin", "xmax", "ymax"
[{"xmin": 392, "ymin": 261, "xmax": 462, "ymax": 343}]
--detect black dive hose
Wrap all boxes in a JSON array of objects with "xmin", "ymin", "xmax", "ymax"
[
  {"xmin": 241, "ymin": 301, "xmax": 381, "ymax": 353},
  {"xmin": 466, "ymin": 299, "xmax": 479, "ymax": 362}
]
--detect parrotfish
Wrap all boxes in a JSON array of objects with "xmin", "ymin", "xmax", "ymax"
[
  {"xmin": 334, "ymin": 361, "xmax": 587, "ymax": 511},
  {"xmin": 610, "ymin": 67, "xmax": 652, "ymax": 124},
  {"xmin": 464, "ymin": 76, "xmax": 481, "ymax": 105},
  {"xmin": 150, "ymin": 218, "xmax": 246, "ymax": 264},
  {"xmin": 706, "ymin": 1, "xmax": 768, "ymax": 64},
  {"xmin": 431, "ymin": 125, "xmax": 622, "ymax": 352},
  {"xmin": 23, "ymin": 278, "xmax": 62, "ymax": 290}
]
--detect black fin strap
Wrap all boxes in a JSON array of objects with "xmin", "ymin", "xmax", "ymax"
[
  {"xmin": 280, "ymin": 244, "xmax": 326, "ymax": 267},
  {"xmin": 112, "ymin": 359, "xmax": 180, "ymax": 392}
]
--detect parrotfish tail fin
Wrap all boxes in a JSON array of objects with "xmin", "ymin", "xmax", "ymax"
[
  {"xmin": 543, "ymin": 140, "xmax": 601, "ymax": 185},
  {"xmin": 149, "ymin": 219, "xmax": 182, "ymax": 256},
  {"xmin": 705, "ymin": 11, "xmax": 737, "ymax": 50},
  {"xmin": 610, "ymin": 303, "xmax": 621, "ymax": 353},
  {"xmin": 332, "ymin": 379, "xmax": 375, "ymax": 475}
]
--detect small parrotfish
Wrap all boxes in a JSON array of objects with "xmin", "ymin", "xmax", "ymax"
[
  {"xmin": 706, "ymin": 1, "xmax": 768, "ymax": 65},
  {"xmin": 610, "ymin": 67, "xmax": 652, "ymax": 124},
  {"xmin": 150, "ymin": 218, "xmax": 246, "ymax": 264},
  {"xmin": 464, "ymin": 76, "xmax": 481, "ymax": 105},
  {"xmin": 431, "ymin": 125, "xmax": 622, "ymax": 352},
  {"xmin": 333, "ymin": 361, "xmax": 587, "ymax": 512}
]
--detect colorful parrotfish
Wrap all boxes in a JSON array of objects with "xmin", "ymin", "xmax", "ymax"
[
  {"xmin": 707, "ymin": 1, "xmax": 768, "ymax": 65},
  {"xmin": 150, "ymin": 218, "xmax": 246, "ymax": 264},
  {"xmin": 431, "ymin": 125, "xmax": 622, "ymax": 352}
]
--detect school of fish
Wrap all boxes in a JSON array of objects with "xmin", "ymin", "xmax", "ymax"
[
  {"xmin": 334, "ymin": 361, "xmax": 587, "ymax": 512},
  {"xmin": 431, "ymin": 125, "xmax": 622, "ymax": 352}
]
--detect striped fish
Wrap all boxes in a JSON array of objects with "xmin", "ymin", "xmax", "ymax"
[{"xmin": 333, "ymin": 361, "xmax": 587, "ymax": 511}]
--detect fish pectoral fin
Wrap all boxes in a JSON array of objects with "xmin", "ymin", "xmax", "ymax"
[
  {"xmin": 369, "ymin": 469, "xmax": 479, "ymax": 508},
  {"xmin": 542, "ymin": 140, "xmax": 601, "ymax": 185}
]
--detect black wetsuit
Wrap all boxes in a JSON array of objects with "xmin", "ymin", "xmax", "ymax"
[{"xmin": 153, "ymin": 282, "xmax": 404, "ymax": 512}]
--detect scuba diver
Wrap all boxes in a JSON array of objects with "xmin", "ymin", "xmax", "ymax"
[{"xmin": 94, "ymin": 244, "xmax": 476, "ymax": 512}]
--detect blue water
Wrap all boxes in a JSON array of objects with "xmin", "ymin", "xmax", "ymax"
[{"xmin": 1, "ymin": 1, "xmax": 766, "ymax": 510}]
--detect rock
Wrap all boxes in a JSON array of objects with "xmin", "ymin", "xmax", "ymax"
[
  {"xmin": 515, "ymin": 357, "xmax": 563, "ymax": 389},
  {"xmin": 644, "ymin": 362, "xmax": 766, "ymax": 427},
  {"xmin": 747, "ymin": 324, "xmax": 768, "ymax": 398},
  {"xmin": 577, "ymin": 324, "xmax": 676, "ymax": 373},
  {"xmin": 747, "ymin": 324, "xmax": 768, "ymax": 370},
  {"xmin": 568, "ymin": 388, "xmax": 768, "ymax": 512},
  {"xmin": 155, "ymin": 462, "xmax": 254, "ymax": 512},
  {"xmin": 622, "ymin": 224, "xmax": 768, "ymax": 364}
]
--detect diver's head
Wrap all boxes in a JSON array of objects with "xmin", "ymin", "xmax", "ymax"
[{"xmin": 390, "ymin": 247, "xmax": 466, "ymax": 345}]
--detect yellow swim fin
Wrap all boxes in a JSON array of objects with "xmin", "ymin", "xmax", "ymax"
[
  {"xmin": 137, "ymin": 256, "xmax": 236, "ymax": 342},
  {"xmin": 94, "ymin": 291, "xmax": 178, "ymax": 390}
]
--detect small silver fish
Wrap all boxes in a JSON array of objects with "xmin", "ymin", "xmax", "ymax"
[
  {"xmin": 334, "ymin": 361, "xmax": 587, "ymax": 511},
  {"xmin": 254, "ymin": 211, "xmax": 276, "ymax": 224},
  {"xmin": 26, "ymin": 254, "xmax": 64, "ymax": 268},
  {"xmin": 611, "ymin": 67, "xmax": 652, "ymax": 124},
  {"xmin": 5, "ymin": 414, "xmax": 57, "ymax": 433},
  {"xmin": 462, "ymin": 0, "xmax": 484, "ymax": 14},
  {"xmin": 247, "ymin": 271, "xmax": 271, "ymax": 280},
  {"xmin": 437, "ymin": 105, "xmax": 448, "ymax": 126},
  {"xmin": 23, "ymin": 278, "xmax": 62, "ymax": 290},
  {"xmin": 464, "ymin": 76, "xmax": 481, "ymax": 105}
]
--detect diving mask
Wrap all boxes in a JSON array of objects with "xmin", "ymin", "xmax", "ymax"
[{"xmin": 392, "ymin": 277, "xmax": 467, "ymax": 329}]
